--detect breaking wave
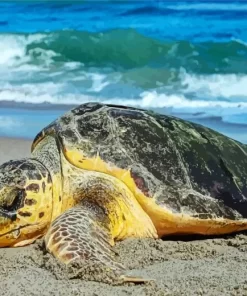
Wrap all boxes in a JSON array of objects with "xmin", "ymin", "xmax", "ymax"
[
  {"xmin": 1, "ymin": 29, "xmax": 247, "ymax": 129},
  {"xmin": 1, "ymin": 29, "xmax": 247, "ymax": 72}
]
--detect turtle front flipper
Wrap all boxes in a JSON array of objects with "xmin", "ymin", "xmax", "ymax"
[{"xmin": 45, "ymin": 203, "xmax": 152, "ymax": 283}]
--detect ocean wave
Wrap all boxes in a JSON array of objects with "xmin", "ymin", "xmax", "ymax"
[
  {"xmin": 1, "ymin": 29, "xmax": 247, "ymax": 120},
  {"xmin": 119, "ymin": 5, "xmax": 176, "ymax": 16},
  {"xmin": 121, "ymin": 3, "xmax": 247, "ymax": 18},
  {"xmin": 1, "ymin": 29, "xmax": 247, "ymax": 73},
  {"xmin": 166, "ymin": 3, "xmax": 247, "ymax": 11}
]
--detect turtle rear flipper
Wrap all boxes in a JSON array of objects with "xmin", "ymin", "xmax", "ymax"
[{"xmin": 45, "ymin": 204, "xmax": 152, "ymax": 283}]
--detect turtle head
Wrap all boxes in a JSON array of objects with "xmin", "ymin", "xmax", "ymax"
[{"xmin": 0, "ymin": 159, "xmax": 53, "ymax": 247}]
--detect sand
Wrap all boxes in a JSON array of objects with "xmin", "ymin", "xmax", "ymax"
[{"xmin": 1, "ymin": 136, "xmax": 247, "ymax": 296}]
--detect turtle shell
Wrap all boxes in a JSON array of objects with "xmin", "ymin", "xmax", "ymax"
[{"xmin": 32, "ymin": 103, "xmax": 247, "ymax": 220}]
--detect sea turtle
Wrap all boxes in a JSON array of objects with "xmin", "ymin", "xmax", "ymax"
[{"xmin": 1, "ymin": 102, "xmax": 247, "ymax": 282}]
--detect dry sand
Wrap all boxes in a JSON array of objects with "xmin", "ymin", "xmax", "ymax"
[{"xmin": 1, "ymin": 137, "xmax": 247, "ymax": 296}]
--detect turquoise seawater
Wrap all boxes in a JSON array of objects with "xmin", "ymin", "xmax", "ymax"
[{"xmin": 1, "ymin": 1, "xmax": 247, "ymax": 141}]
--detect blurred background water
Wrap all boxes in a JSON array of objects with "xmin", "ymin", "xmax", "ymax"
[{"xmin": 1, "ymin": 0, "xmax": 247, "ymax": 142}]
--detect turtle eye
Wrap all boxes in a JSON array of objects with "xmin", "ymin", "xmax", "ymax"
[{"xmin": 0, "ymin": 188, "xmax": 25, "ymax": 212}]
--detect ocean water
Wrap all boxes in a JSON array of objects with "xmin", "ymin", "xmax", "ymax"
[{"xmin": 1, "ymin": 1, "xmax": 247, "ymax": 142}]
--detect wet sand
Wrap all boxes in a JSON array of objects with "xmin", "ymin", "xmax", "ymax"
[{"xmin": 1, "ymin": 137, "xmax": 247, "ymax": 296}]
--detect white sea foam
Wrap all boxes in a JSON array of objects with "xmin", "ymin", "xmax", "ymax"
[
  {"xmin": 1, "ymin": 75, "xmax": 247, "ymax": 116},
  {"xmin": 181, "ymin": 72, "xmax": 247, "ymax": 99},
  {"xmin": 87, "ymin": 73, "xmax": 111, "ymax": 92},
  {"xmin": 0, "ymin": 84, "xmax": 97, "ymax": 105},
  {"xmin": 106, "ymin": 92, "xmax": 247, "ymax": 110},
  {"xmin": 0, "ymin": 33, "xmax": 46, "ymax": 67}
]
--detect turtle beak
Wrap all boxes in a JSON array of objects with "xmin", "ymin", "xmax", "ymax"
[{"xmin": 0, "ymin": 209, "xmax": 20, "ymax": 247}]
